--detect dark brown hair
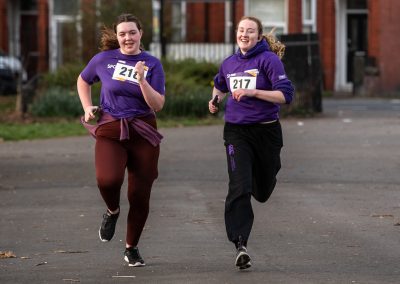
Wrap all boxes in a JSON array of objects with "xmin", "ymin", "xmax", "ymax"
[
  {"xmin": 237, "ymin": 16, "xmax": 285, "ymax": 59},
  {"xmin": 100, "ymin": 14, "xmax": 144, "ymax": 51}
]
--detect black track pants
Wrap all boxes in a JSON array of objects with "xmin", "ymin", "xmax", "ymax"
[{"xmin": 223, "ymin": 121, "xmax": 283, "ymax": 245}]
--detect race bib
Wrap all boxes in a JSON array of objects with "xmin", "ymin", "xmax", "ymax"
[
  {"xmin": 229, "ymin": 76, "xmax": 257, "ymax": 92},
  {"xmin": 112, "ymin": 62, "xmax": 148, "ymax": 84}
]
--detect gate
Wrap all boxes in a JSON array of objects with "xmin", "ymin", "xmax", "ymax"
[{"xmin": 280, "ymin": 33, "xmax": 323, "ymax": 113}]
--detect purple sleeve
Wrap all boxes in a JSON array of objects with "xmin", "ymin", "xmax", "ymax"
[
  {"xmin": 80, "ymin": 54, "xmax": 100, "ymax": 85},
  {"xmin": 213, "ymin": 67, "xmax": 229, "ymax": 93},
  {"xmin": 265, "ymin": 55, "xmax": 295, "ymax": 104},
  {"xmin": 149, "ymin": 60, "xmax": 166, "ymax": 95}
]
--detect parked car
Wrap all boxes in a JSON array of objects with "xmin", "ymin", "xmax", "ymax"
[{"xmin": 0, "ymin": 51, "xmax": 27, "ymax": 95}]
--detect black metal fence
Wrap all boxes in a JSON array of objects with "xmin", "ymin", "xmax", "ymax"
[{"xmin": 281, "ymin": 33, "xmax": 323, "ymax": 113}]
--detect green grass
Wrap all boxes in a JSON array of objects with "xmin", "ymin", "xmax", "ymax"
[
  {"xmin": 0, "ymin": 120, "xmax": 88, "ymax": 141},
  {"xmin": 0, "ymin": 95, "xmax": 224, "ymax": 141},
  {"xmin": 0, "ymin": 116, "xmax": 223, "ymax": 141},
  {"xmin": 158, "ymin": 115, "xmax": 223, "ymax": 128}
]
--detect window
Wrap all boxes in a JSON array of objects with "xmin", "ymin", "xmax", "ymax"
[
  {"xmin": 348, "ymin": 0, "xmax": 367, "ymax": 9},
  {"xmin": 247, "ymin": 0, "xmax": 287, "ymax": 34},
  {"xmin": 20, "ymin": 0, "xmax": 37, "ymax": 11},
  {"xmin": 171, "ymin": 2, "xmax": 186, "ymax": 42},
  {"xmin": 53, "ymin": 0, "xmax": 78, "ymax": 16},
  {"xmin": 49, "ymin": 0, "xmax": 81, "ymax": 70},
  {"xmin": 302, "ymin": 0, "xmax": 316, "ymax": 33}
]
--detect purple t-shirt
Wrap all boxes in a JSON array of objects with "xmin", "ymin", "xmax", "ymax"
[
  {"xmin": 214, "ymin": 39, "xmax": 294, "ymax": 124},
  {"xmin": 80, "ymin": 49, "xmax": 165, "ymax": 118}
]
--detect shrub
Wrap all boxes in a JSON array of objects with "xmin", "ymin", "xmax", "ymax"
[
  {"xmin": 31, "ymin": 59, "xmax": 219, "ymax": 118},
  {"xmin": 30, "ymin": 87, "xmax": 99, "ymax": 117},
  {"xmin": 31, "ymin": 62, "xmax": 101, "ymax": 117},
  {"xmin": 160, "ymin": 59, "xmax": 218, "ymax": 117},
  {"xmin": 162, "ymin": 58, "xmax": 218, "ymax": 86},
  {"xmin": 159, "ymin": 87, "xmax": 211, "ymax": 118},
  {"xmin": 40, "ymin": 63, "xmax": 85, "ymax": 90}
]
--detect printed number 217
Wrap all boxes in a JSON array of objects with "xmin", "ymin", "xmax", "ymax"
[{"xmin": 233, "ymin": 78, "xmax": 250, "ymax": 89}]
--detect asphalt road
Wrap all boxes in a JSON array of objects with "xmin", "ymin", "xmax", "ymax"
[{"xmin": 1, "ymin": 98, "xmax": 400, "ymax": 283}]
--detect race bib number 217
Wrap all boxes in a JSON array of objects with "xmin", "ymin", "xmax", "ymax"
[{"xmin": 229, "ymin": 76, "xmax": 256, "ymax": 92}]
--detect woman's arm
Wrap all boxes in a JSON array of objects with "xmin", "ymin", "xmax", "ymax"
[
  {"xmin": 138, "ymin": 79, "xmax": 165, "ymax": 112},
  {"xmin": 232, "ymin": 88, "xmax": 286, "ymax": 104},
  {"xmin": 77, "ymin": 75, "xmax": 98, "ymax": 122},
  {"xmin": 136, "ymin": 61, "xmax": 165, "ymax": 112}
]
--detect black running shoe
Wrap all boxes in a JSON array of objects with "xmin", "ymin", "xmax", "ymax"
[
  {"xmin": 235, "ymin": 236, "xmax": 251, "ymax": 269},
  {"xmin": 124, "ymin": 247, "xmax": 146, "ymax": 267},
  {"xmin": 98, "ymin": 210, "xmax": 119, "ymax": 242},
  {"xmin": 235, "ymin": 246, "xmax": 252, "ymax": 269}
]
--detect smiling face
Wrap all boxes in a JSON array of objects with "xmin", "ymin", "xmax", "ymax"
[
  {"xmin": 236, "ymin": 18, "xmax": 261, "ymax": 54},
  {"xmin": 116, "ymin": 21, "xmax": 143, "ymax": 55}
]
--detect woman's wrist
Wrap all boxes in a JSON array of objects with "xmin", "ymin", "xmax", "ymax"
[
  {"xmin": 84, "ymin": 105, "xmax": 94, "ymax": 112},
  {"xmin": 138, "ymin": 77, "xmax": 146, "ymax": 85}
]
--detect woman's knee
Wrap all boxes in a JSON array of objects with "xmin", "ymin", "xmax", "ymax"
[{"xmin": 97, "ymin": 175, "xmax": 124, "ymax": 190}]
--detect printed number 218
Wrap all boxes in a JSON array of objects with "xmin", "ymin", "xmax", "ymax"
[{"xmin": 119, "ymin": 66, "xmax": 137, "ymax": 79}]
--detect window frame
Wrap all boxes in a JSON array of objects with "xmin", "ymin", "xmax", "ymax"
[
  {"xmin": 245, "ymin": 0, "xmax": 288, "ymax": 35},
  {"xmin": 302, "ymin": 0, "xmax": 317, "ymax": 33}
]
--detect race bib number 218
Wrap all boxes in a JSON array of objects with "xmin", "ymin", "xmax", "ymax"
[{"xmin": 112, "ymin": 62, "xmax": 148, "ymax": 84}]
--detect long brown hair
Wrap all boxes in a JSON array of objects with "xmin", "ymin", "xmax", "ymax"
[
  {"xmin": 100, "ymin": 14, "xmax": 144, "ymax": 51},
  {"xmin": 237, "ymin": 16, "xmax": 285, "ymax": 59}
]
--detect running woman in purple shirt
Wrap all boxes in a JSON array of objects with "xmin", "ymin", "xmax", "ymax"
[
  {"xmin": 77, "ymin": 14, "xmax": 165, "ymax": 267},
  {"xmin": 209, "ymin": 16, "xmax": 294, "ymax": 270}
]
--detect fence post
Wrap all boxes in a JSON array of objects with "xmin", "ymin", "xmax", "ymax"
[
  {"xmin": 14, "ymin": 73, "xmax": 24, "ymax": 117},
  {"xmin": 353, "ymin": 51, "xmax": 365, "ymax": 95}
]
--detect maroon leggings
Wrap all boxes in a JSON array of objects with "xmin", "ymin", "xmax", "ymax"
[{"xmin": 95, "ymin": 118, "xmax": 159, "ymax": 247}]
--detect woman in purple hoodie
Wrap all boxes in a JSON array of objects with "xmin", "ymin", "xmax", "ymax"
[
  {"xmin": 209, "ymin": 16, "xmax": 294, "ymax": 270},
  {"xmin": 77, "ymin": 14, "xmax": 165, "ymax": 267}
]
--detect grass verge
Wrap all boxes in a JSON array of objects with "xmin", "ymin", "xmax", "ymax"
[
  {"xmin": 0, "ymin": 116, "xmax": 223, "ymax": 142},
  {"xmin": 0, "ymin": 120, "xmax": 88, "ymax": 141},
  {"xmin": 0, "ymin": 95, "xmax": 223, "ymax": 141}
]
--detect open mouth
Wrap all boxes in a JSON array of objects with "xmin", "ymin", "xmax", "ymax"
[{"xmin": 124, "ymin": 42, "xmax": 135, "ymax": 48}]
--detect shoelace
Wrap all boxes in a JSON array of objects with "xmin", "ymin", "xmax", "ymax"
[{"xmin": 237, "ymin": 235, "xmax": 244, "ymax": 249}]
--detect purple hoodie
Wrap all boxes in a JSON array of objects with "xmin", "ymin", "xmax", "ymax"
[
  {"xmin": 214, "ymin": 39, "xmax": 294, "ymax": 124},
  {"xmin": 80, "ymin": 49, "xmax": 165, "ymax": 119}
]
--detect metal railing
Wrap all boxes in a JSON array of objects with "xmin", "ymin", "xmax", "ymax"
[{"xmin": 149, "ymin": 42, "xmax": 236, "ymax": 62}]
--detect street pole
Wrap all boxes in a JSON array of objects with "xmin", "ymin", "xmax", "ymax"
[
  {"xmin": 231, "ymin": 0, "xmax": 236, "ymax": 54},
  {"xmin": 159, "ymin": 0, "xmax": 166, "ymax": 59}
]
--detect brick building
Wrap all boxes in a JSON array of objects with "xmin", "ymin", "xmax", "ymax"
[
  {"xmin": 0, "ymin": 0, "xmax": 99, "ymax": 80},
  {"xmin": 1, "ymin": 0, "xmax": 399, "ymax": 95},
  {"xmin": 0, "ymin": 0, "xmax": 49, "ymax": 79},
  {"xmin": 163, "ymin": 0, "xmax": 400, "ymax": 94}
]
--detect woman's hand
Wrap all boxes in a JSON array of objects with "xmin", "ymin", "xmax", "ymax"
[
  {"xmin": 209, "ymin": 88, "xmax": 226, "ymax": 113},
  {"xmin": 135, "ymin": 61, "xmax": 145, "ymax": 82},
  {"xmin": 135, "ymin": 61, "xmax": 165, "ymax": 112},
  {"xmin": 84, "ymin": 106, "xmax": 99, "ymax": 122},
  {"xmin": 232, "ymin": 89, "xmax": 256, "ymax": 101},
  {"xmin": 208, "ymin": 96, "xmax": 219, "ymax": 114}
]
